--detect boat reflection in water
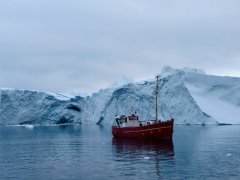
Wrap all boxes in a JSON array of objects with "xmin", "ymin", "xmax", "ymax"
[
  {"xmin": 112, "ymin": 138, "xmax": 175, "ymax": 179},
  {"xmin": 112, "ymin": 138, "xmax": 174, "ymax": 158}
]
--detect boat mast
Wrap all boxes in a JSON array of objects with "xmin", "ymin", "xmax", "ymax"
[{"xmin": 155, "ymin": 75, "xmax": 159, "ymax": 123}]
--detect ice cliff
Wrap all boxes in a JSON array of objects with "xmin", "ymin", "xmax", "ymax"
[
  {"xmin": 1, "ymin": 66, "xmax": 240, "ymax": 125},
  {"xmin": 0, "ymin": 89, "xmax": 93, "ymax": 125}
]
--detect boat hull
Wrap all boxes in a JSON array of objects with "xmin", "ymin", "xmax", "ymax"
[{"xmin": 112, "ymin": 120, "xmax": 174, "ymax": 140}]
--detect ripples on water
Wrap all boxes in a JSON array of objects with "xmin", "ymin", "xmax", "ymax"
[{"xmin": 0, "ymin": 125, "xmax": 239, "ymax": 179}]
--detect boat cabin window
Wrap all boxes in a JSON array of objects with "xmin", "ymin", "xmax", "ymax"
[{"xmin": 128, "ymin": 116, "xmax": 139, "ymax": 121}]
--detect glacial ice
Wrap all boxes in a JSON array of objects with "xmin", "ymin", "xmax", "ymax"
[{"xmin": 1, "ymin": 66, "xmax": 239, "ymax": 125}]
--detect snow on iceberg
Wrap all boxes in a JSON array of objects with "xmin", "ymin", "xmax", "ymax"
[
  {"xmin": 184, "ymin": 72, "xmax": 240, "ymax": 124},
  {"xmin": 110, "ymin": 75, "xmax": 135, "ymax": 89}
]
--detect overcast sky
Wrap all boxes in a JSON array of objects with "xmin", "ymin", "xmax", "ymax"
[{"xmin": 0, "ymin": 0, "xmax": 240, "ymax": 94}]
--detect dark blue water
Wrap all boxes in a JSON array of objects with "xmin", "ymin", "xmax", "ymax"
[{"xmin": 0, "ymin": 125, "xmax": 239, "ymax": 180}]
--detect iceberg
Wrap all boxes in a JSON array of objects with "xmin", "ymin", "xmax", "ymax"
[{"xmin": 1, "ymin": 66, "xmax": 239, "ymax": 125}]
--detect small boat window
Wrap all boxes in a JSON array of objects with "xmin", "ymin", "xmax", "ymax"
[{"xmin": 128, "ymin": 116, "xmax": 139, "ymax": 121}]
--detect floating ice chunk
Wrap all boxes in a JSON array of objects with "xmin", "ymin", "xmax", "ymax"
[
  {"xmin": 144, "ymin": 156, "xmax": 150, "ymax": 160},
  {"xmin": 24, "ymin": 125, "xmax": 34, "ymax": 129}
]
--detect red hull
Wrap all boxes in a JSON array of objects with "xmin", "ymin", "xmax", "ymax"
[{"xmin": 112, "ymin": 119, "xmax": 174, "ymax": 140}]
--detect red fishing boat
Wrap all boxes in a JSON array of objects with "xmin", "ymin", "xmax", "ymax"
[{"xmin": 112, "ymin": 75, "xmax": 174, "ymax": 140}]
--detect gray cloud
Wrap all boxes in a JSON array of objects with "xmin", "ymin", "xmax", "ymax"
[{"xmin": 0, "ymin": 0, "xmax": 240, "ymax": 93}]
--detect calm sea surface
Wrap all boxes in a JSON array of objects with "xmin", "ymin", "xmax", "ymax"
[{"xmin": 0, "ymin": 125, "xmax": 239, "ymax": 180}]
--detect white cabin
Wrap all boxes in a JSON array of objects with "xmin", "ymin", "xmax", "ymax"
[{"xmin": 115, "ymin": 114, "xmax": 140, "ymax": 128}]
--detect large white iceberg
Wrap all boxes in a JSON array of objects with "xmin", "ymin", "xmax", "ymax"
[{"xmin": 1, "ymin": 66, "xmax": 239, "ymax": 125}]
